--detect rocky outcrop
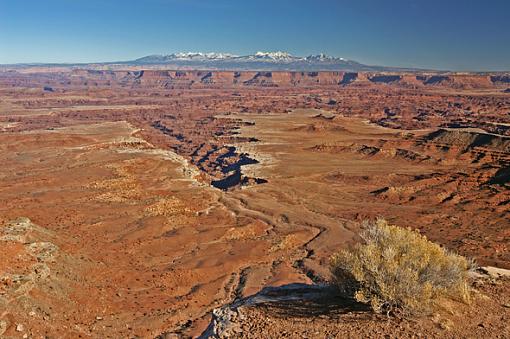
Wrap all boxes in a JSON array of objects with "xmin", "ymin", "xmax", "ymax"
[{"xmin": 422, "ymin": 129, "xmax": 510, "ymax": 153}]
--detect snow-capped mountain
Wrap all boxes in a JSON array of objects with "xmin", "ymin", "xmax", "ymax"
[
  {"xmin": 250, "ymin": 51, "xmax": 298, "ymax": 62},
  {"xmin": 1, "ymin": 51, "xmax": 425, "ymax": 72},
  {"xmin": 136, "ymin": 52, "xmax": 238, "ymax": 63},
  {"xmin": 131, "ymin": 51, "xmax": 398, "ymax": 71},
  {"xmin": 136, "ymin": 51, "xmax": 349, "ymax": 63},
  {"xmin": 171, "ymin": 52, "xmax": 238, "ymax": 60},
  {"xmin": 305, "ymin": 53, "xmax": 346, "ymax": 62}
]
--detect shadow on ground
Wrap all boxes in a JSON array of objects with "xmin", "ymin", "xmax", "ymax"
[
  {"xmin": 197, "ymin": 283, "xmax": 371, "ymax": 338},
  {"xmin": 244, "ymin": 283, "xmax": 370, "ymax": 318}
]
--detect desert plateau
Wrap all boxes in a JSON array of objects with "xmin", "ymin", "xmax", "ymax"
[{"xmin": 0, "ymin": 66, "xmax": 509, "ymax": 338}]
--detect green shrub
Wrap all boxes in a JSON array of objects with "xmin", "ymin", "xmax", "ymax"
[{"xmin": 330, "ymin": 218, "xmax": 472, "ymax": 316}]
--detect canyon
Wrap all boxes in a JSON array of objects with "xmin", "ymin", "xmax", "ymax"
[{"xmin": 0, "ymin": 69, "xmax": 509, "ymax": 338}]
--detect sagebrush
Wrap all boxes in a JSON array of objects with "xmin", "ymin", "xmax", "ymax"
[{"xmin": 330, "ymin": 219, "xmax": 472, "ymax": 315}]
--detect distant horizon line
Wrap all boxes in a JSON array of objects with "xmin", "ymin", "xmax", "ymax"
[
  {"xmin": 0, "ymin": 50, "xmax": 353, "ymax": 65},
  {"xmin": 1, "ymin": 51, "xmax": 509, "ymax": 73}
]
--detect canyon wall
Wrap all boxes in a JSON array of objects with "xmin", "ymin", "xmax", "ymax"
[{"xmin": 2, "ymin": 70, "xmax": 510, "ymax": 90}]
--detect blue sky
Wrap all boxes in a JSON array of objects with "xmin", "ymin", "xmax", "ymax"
[{"xmin": 0, "ymin": 0, "xmax": 509, "ymax": 71}]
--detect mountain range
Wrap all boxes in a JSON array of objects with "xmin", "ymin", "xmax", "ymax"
[
  {"xmin": 130, "ymin": 51, "xmax": 416, "ymax": 71},
  {"xmin": 1, "ymin": 52, "xmax": 428, "ymax": 72}
]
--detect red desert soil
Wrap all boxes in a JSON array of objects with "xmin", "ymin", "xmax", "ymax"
[{"xmin": 0, "ymin": 70, "xmax": 509, "ymax": 337}]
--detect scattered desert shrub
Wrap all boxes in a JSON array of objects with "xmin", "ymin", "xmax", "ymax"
[{"xmin": 330, "ymin": 218, "xmax": 472, "ymax": 316}]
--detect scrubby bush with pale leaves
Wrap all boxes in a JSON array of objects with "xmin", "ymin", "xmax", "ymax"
[{"xmin": 330, "ymin": 219, "xmax": 472, "ymax": 316}]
